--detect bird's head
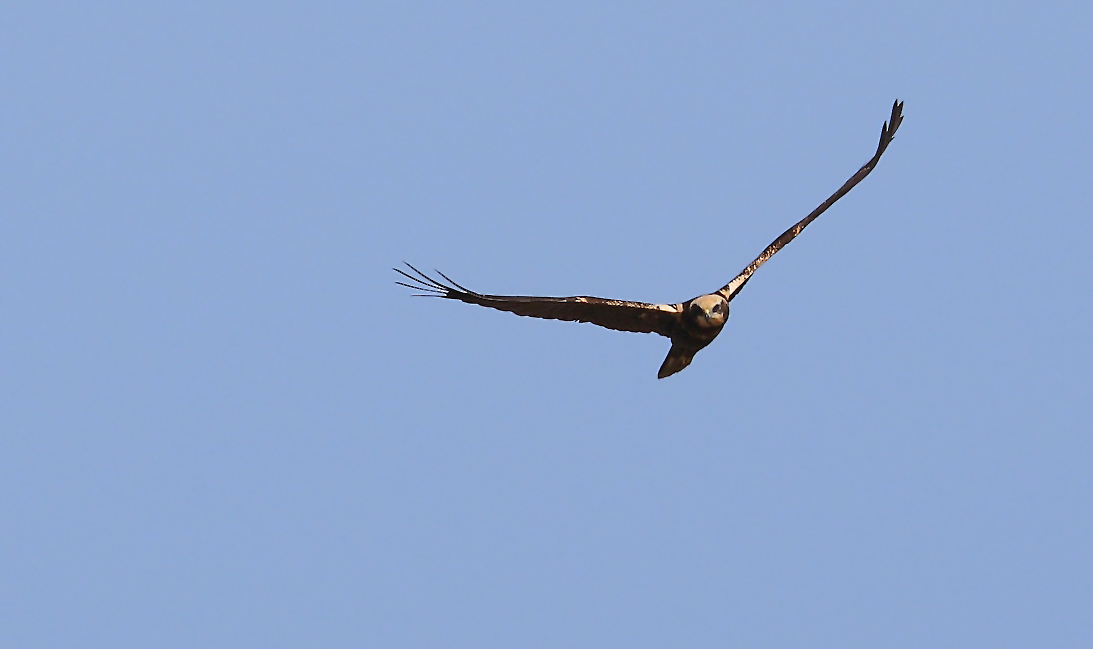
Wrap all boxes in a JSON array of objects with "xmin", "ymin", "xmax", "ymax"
[{"xmin": 687, "ymin": 294, "xmax": 729, "ymax": 328}]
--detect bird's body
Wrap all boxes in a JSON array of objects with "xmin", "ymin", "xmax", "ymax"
[{"xmin": 397, "ymin": 101, "xmax": 904, "ymax": 378}]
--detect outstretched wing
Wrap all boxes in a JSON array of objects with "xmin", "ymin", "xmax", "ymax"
[
  {"xmin": 718, "ymin": 100, "xmax": 904, "ymax": 301},
  {"xmin": 396, "ymin": 263, "xmax": 681, "ymax": 337}
]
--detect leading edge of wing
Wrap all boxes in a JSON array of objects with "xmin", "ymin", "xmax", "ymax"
[
  {"xmin": 395, "ymin": 263, "xmax": 681, "ymax": 336},
  {"xmin": 718, "ymin": 99, "xmax": 904, "ymax": 302}
]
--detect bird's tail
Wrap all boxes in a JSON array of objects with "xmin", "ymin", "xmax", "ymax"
[{"xmin": 657, "ymin": 343, "xmax": 695, "ymax": 379}]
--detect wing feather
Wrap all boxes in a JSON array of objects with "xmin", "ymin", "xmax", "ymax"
[
  {"xmin": 719, "ymin": 100, "xmax": 904, "ymax": 301},
  {"xmin": 396, "ymin": 263, "xmax": 681, "ymax": 337}
]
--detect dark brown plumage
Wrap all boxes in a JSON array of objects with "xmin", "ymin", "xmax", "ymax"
[{"xmin": 397, "ymin": 100, "xmax": 903, "ymax": 378}]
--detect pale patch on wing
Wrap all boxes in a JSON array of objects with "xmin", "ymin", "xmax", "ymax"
[
  {"xmin": 719, "ymin": 274, "xmax": 749, "ymax": 302},
  {"xmin": 590, "ymin": 299, "xmax": 680, "ymax": 313}
]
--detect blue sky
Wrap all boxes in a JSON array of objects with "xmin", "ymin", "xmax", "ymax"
[{"xmin": 3, "ymin": 2, "xmax": 1091, "ymax": 647}]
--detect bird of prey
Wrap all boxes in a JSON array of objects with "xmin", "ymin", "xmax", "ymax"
[{"xmin": 397, "ymin": 100, "xmax": 903, "ymax": 378}]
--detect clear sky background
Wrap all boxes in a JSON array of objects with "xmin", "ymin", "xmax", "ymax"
[{"xmin": 3, "ymin": 2, "xmax": 1091, "ymax": 647}]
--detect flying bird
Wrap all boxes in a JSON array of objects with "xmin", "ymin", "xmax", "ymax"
[{"xmin": 397, "ymin": 100, "xmax": 903, "ymax": 378}]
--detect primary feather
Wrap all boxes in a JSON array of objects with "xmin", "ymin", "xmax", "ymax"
[{"xmin": 395, "ymin": 263, "xmax": 681, "ymax": 336}]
